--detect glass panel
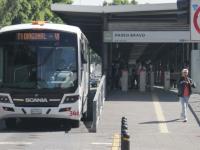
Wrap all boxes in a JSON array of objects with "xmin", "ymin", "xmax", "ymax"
[
  {"xmin": 3, "ymin": 44, "xmax": 37, "ymax": 88},
  {"xmin": 37, "ymin": 47, "xmax": 77, "ymax": 89},
  {"xmin": 0, "ymin": 30, "xmax": 78, "ymax": 90}
]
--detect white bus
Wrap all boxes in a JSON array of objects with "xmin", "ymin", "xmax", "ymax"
[{"xmin": 0, "ymin": 21, "xmax": 90, "ymax": 128}]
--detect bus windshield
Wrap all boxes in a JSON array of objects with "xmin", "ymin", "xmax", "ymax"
[{"xmin": 0, "ymin": 30, "xmax": 78, "ymax": 90}]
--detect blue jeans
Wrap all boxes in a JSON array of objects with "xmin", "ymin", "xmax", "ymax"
[{"xmin": 179, "ymin": 96, "xmax": 189, "ymax": 120}]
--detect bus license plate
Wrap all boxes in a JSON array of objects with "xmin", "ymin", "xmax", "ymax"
[{"xmin": 31, "ymin": 109, "xmax": 42, "ymax": 114}]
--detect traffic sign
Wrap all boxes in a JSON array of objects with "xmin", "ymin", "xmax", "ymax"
[{"xmin": 191, "ymin": 0, "xmax": 200, "ymax": 41}]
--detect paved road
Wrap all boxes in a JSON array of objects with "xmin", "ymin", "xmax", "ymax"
[
  {"xmin": 0, "ymin": 118, "xmax": 113, "ymax": 150},
  {"xmin": 170, "ymin": 88, "xmax": 200, "ymax": 126},
  {"xmin": 0, "ymin": 89, "xmax": 113, "ymax": 150},
  {"xmin": 0, "ymin": 88, "xmax": 200, "ymax": 150},
  {"xmin": 101, "ymin": 88, "xmax": 200, "ymax": 150},
  {"xmin": 189, "ymin": 94, "xmax": 200, "ymax": 125}
]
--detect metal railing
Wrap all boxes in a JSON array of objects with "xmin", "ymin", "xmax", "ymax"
[{"xmin": 91, "ymin": 75, "xmax": 106, "ymax": 132}]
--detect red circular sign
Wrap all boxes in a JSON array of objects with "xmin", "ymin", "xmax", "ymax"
[{"xmin": 194, "ymin": 6, "xmax": 200, "ymax": 33}]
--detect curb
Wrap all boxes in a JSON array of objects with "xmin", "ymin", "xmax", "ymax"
[{"xmin": 188, "ymin": 104, "xmax": 200, "ymax": 126}]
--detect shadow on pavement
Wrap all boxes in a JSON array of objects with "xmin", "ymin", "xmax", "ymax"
[
  {"xmin": 82, "ymin": 121, "xmax": 94, "ymax": 133},
  {"xmin": 107, "ymin": 87, "xmax": 179, "ymax": 102},
  {"xmin": 139, "ymin": 118, "xmax": 181, "ymax": 124},
  {"xmin": 0, "ymin": 118, "xmax": 73, "ymax": 133}
]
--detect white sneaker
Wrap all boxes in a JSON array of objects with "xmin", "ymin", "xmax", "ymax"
[{"xmin": 183, "ymin": 118, "xmax": 188, "ymax": 122}]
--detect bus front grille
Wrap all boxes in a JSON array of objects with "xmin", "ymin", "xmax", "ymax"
[{"xmin": 11, "ymin": 94, "xmax": 62, "ymax": 107}]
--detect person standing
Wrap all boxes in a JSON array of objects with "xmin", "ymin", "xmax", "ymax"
[{"xmin": 178, "ymin": 68, "xmax": 196, "ymax": 122}]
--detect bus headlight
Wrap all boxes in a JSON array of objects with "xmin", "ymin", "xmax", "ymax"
[
  {"xmin": 63, "ymin": 95, "xmax": 79, "ymax": 103},
  {"xmin": 0, "ymin": 95, "xmax": 10, "ymax": 103}
]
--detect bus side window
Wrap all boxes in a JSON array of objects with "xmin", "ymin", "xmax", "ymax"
[
  {"xmin": 80, "ymin": 40, "xmax": 87, "ymax": 64},
  {"xmin": 85, "ymin": 40, "xmax": 89, "ymax": 62},
  {"xmin": 0, "ymin": 48, "xmax": 3, "ymax": 83}
]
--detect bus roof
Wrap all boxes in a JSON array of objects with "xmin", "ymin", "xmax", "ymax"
[{"xmin": 0, "ymin": 23, "xmax": 82, "ymax": 35}]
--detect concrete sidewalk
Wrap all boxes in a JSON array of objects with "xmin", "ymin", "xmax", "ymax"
[
  {"xmin": 96, "ymin": 88, "xmax": 200, "ymax": 150},
  {"xmin": 170, "ymin": 88, "xmax": 200, "ymax": 126},
  {"xmin": 189, "ymin": 94, "xmax": 200, "ymax": 125}
]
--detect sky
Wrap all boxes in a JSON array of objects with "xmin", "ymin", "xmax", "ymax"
[{"xmin": 73, "ymin": 0, "xmax": 177, "ymax": 5}]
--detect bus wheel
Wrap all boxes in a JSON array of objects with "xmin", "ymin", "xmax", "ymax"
[
  {"xmin": 5, "ymin": 118, "xmax": 17, "ymax": 129},
  {"xmin": 86, "ymin": 94, "xmax": 93, "ymax": 121},
  {"xmin": 71, "ymin": 120, "xmax": 80, "ymax": 128}
]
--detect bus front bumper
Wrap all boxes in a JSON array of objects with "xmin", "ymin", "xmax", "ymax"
[{"xmin": 0, "ymin": 102, "xmax": 81, "ymax": 121}]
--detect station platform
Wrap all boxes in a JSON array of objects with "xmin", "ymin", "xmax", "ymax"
[{"xmin": 94, "ymin": 87, "xmax": 200, "ymax": 150}]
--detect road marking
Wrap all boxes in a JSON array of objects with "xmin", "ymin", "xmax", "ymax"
[
  {"xmin": 91, "ymin": 142, "xmax": 112, "ymax": 145},
  {"xmin": 111, "ymin": 133, "xmax": 120, "ymax": 150},
  {"xmin": 152, "ymin": 93, "xmax": 169, "ymax": 133},
  {"xmin": 0, "ymin": 142, "xmax": 32, "ymax": 145}
]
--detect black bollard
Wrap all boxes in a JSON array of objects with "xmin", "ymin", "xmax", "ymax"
[
  {"xmin": 121, "ymin": 117, "xmax": 130, "ymax": 150},
  {"xmin": 121, "ymin": 120, "xmax": 128, "ymax": 127},
  {"xmin": 122, "ymin": 120, "xmax": 127, "ymax": 125},
  {"xmin": 121, "ymin": 124, "xmax": 128, "ymax": 134},
  {"xmin": 122, "ymin": 116, "xmax": 126, "ymax": 120},
  {"xmin": 121, "ymin": 117, "xmax": 127, "ymax": 130},
  {"xmin": 122, "ymin": 117, "xmax": 127, "ymax": 122},
  {"xmin": 122, "ymin": 131, "xmax": 130, "ymax": 150}
]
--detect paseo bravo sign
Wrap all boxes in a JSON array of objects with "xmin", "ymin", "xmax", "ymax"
[
  {"xmin": 191, "ymin": 0, "xmax": 200, "ymax": 41},
  {"xmin": 113, "ymin": 32, "xmax": 146, "ymax": 42},
  {"xmin": 103, "ymin": 31, "xmax": 190, "ymax": 43}
]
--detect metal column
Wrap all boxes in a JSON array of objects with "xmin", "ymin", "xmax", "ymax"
[{"xmin": 102, "ymin": 14, "xmax": 109, "ymax": 97}]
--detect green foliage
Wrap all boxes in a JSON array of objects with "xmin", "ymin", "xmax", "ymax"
[
  {"xmin": 52, "ymin": 0, "xmax": 72, "ymax": 3},
  {"xmin": 104, "ymin": 0, "xmax": 137, "ymax": 5},
  {"xmin": 113, "ymin": 0, "xmax": 122, "ymax": 5},
  {"xmin": 122, "ymin": 0, "xmax": 129, "ymax": 4},
  {"xmin": 103, "ymin": 0, "xmax": 108, "ymax": 6},
  {"xmin": 0, "ymin": 0, "xmax": 73, "ymax": 27},
  {"xmin": 90, "ymin": 49, "xmax": 101, "ymax": 65},
  {"xmin": 131, "ymin": 0, "xmax": 137, "ymax": 4}
]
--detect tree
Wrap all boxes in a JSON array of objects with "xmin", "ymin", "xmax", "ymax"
[
  {"xmin": 0, "ymin": 0, "xmax": 73, "ymax": 27},
  {"xmin": 52, "ymin": 0, "xmax": 72, "ymax": 3},
  {"xmin": 112, "ymin": 0, "xmax": 129, "ymax": 5},
  {"xmin": 104, "ymin": 0, "xmax": 137, "ymax": 5},
  {"xmin": 122, "ymin": 0, "xmax": 129, "ymax": 4},
  {"xmin": 103, "ymin": 0, "xmax": 109, "ymax": 6},
  {"xmin": 131, "ymin": 0, "xmax": 137, "ymax": 4}
]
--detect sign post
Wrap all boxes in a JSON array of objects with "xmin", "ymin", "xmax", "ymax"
[
  {"xmin": 191, "ymin": 0, "xmax": 200, "ymax": 41},
  {"xmin": 191, "ymin": 0, "xmax": 200, "ymax": 93}
]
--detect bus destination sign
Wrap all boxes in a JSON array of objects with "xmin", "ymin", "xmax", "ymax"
[{"xmin": 16, "ymin": 33, "xmax": 60, "ymax": 41}]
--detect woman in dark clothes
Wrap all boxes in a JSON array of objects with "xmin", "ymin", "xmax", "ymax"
[{"xmin": 178, "ymin": 69, "xmax": 196, "ymax": 122}]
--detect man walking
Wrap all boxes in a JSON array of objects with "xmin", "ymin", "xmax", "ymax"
[{"xmin": 178, "ymin": 68, "xmax": 196, "ymax": 122}]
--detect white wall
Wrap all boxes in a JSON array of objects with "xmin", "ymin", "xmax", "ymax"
[{"xmin": 191, "ymin": 50, "xmax": 200, "ymax": 93}]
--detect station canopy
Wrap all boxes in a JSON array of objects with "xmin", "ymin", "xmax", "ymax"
[{"xmin": 51, "ymin": 3, "xmax": 189, "ymax": 55}]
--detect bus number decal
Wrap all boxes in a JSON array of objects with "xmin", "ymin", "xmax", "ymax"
[{"xmin": 70, "ymin": 111, "xmax": 79, "ymax": 116}]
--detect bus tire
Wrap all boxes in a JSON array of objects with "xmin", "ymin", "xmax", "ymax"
[
  {"xmin": 5, "ymin": 118, "xmax": 16, "ymax": 129},
  {"xmin": 82, "ymin": 96, "xmax": 88, "ymax": 121},
  {"xmin": 82, "ymin": 112, "xmax": 87, "ymax": 121},
  {"xmin": 71, "ymin": 120, "xmax": 80, "ymax": 128},
  {"xmin": 86, "ymin": 94, "xmax": 93, "ymax": 121}
]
